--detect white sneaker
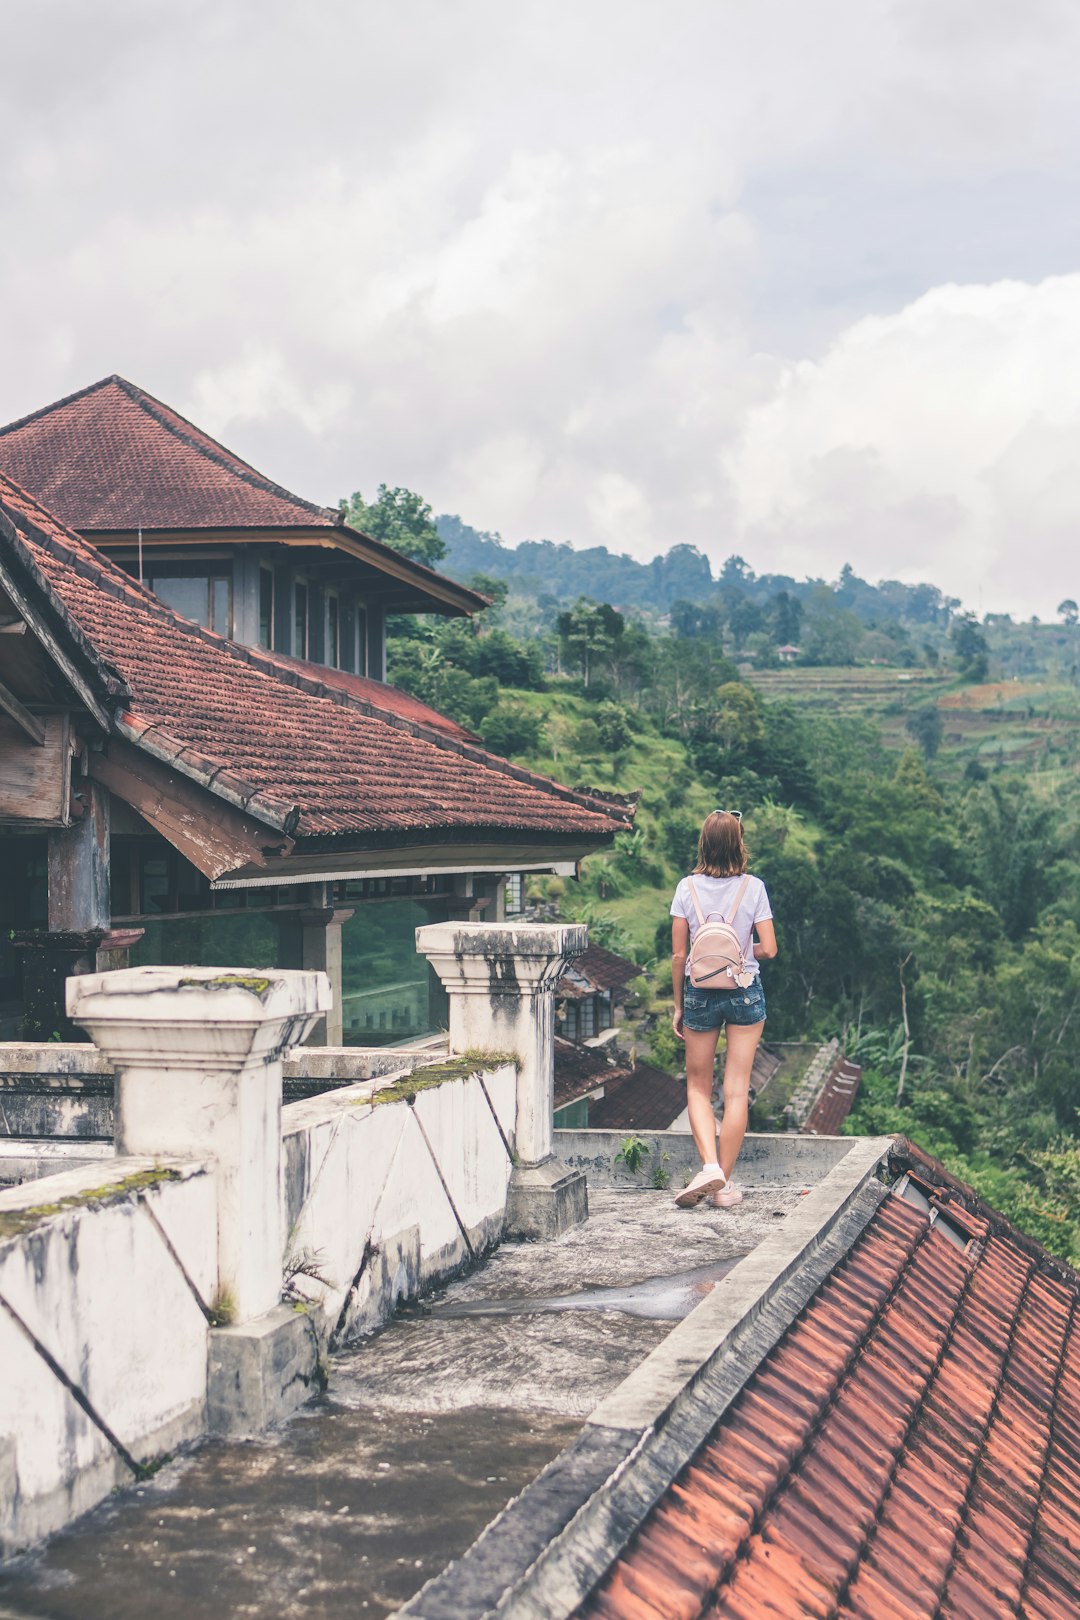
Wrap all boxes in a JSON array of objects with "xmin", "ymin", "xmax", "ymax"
[
  {"xmin": 674, "ymin": 1167, "xmax": 727, "ymax": 1208},
  {"xmin": 708, "ymin": 1181, "xmax": 743, "ymax": 1208}
]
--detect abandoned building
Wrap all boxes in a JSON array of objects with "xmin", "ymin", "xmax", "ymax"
[
  {"xmin": 0, "ymin": 381, "xmax": 633, "ymax": 1044},
  {"xmin": 2, "ymin": 380, "xmax": 1075, "ymax": 1620}
]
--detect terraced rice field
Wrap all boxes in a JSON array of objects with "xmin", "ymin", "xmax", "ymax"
[{"xmin": 745, "ymin": 666, "xmax": 1080, "ymax": 778}]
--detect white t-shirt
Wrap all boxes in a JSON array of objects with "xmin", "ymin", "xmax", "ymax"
[{"xmin": 670, "ymin": 873, "xmax": 773, "ymax": 980}]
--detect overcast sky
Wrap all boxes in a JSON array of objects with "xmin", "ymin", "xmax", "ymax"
[{"xmin": 4, "ymin": 0, "xmax": 1080, "ymax": 617}]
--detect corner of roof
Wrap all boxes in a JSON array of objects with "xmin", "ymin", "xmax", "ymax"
[
  {"xmin": 0, "ymin": 482, "xmax": 132, "ymax": 719},
  {"xmin": 0, "ymin": 374, "xmax": 121, "ymax": 438},
  {"xmin": 333, "ymin": 518, "xmax": 492, "ymax": 611}
]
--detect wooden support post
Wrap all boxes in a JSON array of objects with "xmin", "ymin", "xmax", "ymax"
[{"xmin": 48, "ymin": 780, "xmax": 110, "ymax": 932}]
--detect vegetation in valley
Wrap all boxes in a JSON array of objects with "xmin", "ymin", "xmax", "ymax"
[{"xmin": 349, "ymin": 489, "xmax": 1080, "ymax": 1260}]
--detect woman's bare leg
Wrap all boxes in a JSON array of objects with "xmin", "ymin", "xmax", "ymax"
[
  {"xmin": 684, "ymin": 1026, "xmax": 723, "ymax": 1165},
  {"xmin": 718, "ymin": 1021, "xmax": 764, "ymax": 1181}
]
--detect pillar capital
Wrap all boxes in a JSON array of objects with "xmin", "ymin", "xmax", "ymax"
[
  {"xmin": 67, "ymin": 966, "xmax": 330, "ymax": 1321},
  {"xmin": 416, "ymin": 921, "xmax": 588, "ymax": 998},
  {"xmin": 415, "ymin": 923, "xmax": 589, "ymax": 1235},
  {"xmin": 67, "ymin": 965, "xmax": 330, "ymax": 1072}
]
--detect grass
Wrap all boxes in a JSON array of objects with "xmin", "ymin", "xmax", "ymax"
[{"xmin": 0, "ymin": 1167, "xmax": 182, "ymax": 1242}]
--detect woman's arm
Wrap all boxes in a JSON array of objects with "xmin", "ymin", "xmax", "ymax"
[
  {"xmin": 754, "ymin": 918, "xmax": 778, "ymax": 961},
  {"xmin": 671, "ymin": 916, "xmax": 690, "ymax": 1041}
]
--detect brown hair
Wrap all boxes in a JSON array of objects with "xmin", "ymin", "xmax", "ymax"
[{"xmin": 693, "ymin": 811, "xmax": 749, "ymax": 877}]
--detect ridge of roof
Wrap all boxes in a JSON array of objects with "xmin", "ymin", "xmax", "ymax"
[
  {"xmin": 0, "ymin": 474, "xmax": 300, "ymax": 830},
  {"xmin": 0, "ymin": 476, "xmax": 632, "ymax": 845},
  {"xmin": 0, "ymin": 373, "xmax": 329, "ymax": 523},
  {"xmin": 0, "ymin": 376, "xmax": 490, "ymax": 613},
  {"xmin": 108, "ymin": 375, "xmax": 332, "ymax": 520}
]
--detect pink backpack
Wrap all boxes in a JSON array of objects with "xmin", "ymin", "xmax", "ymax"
[{"xmin": 686, "ymin": 874, "xmax": 755, "ymax": 989}]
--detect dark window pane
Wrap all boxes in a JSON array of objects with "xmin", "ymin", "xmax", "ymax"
[
  {"xmin": 356, "ymin": 605, "xmax": 368, "ymax": 676},
  {"xmin": 295, "ymin": 582, "xmax": 308, "ymax": 657},
  {"xmin": 327, "ymin": 596, "xmax": 339, "ymax": 667},
  {"xmin": 151, "ymin": 576, "xmax": 209, "ymax": 625},
  {"xmin": 140, "ymin": 855, "xmax": 171, "ymax": 913},
  {"xmin": 211, "ymin": 577, "xmax": 231, "ymax": 637},
  {"xmin": 341, "ymin": 901, "xmax": 446, "ymax": 1046},
  {"xmin": 259, "ymin": 570, "xmax": 274, "ymax": 649},
  {"xmin": 133, "ymin": 912, "xmax": 302, "ymax": 972}
]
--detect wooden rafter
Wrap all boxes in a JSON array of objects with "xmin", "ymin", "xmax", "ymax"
[{"xmin": 0, "ymin": 676, "xmax": 45, "ymax": 744}]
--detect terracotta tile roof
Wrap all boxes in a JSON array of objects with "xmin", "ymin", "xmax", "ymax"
[
  {"xmin": 588, "ymin": 1063, "xmax": 686, "ymax": 1131},
  {"xmin": 0, "ymin": 475, "xmax": 631, "ymax": 848},
  {"xmin": 554, "ymin": 1039, "xmax": 613, "ymax": 1109},
  {"xmin": 0, "ymin": 375, "xmax": 332, "ymax": 533},
  {"xmin": 560, "ymin": 945, "xmax": 642, "ymax": 997},
  {"xmin": 804, "ymin": 1057, "xmax": 863, "ymax": 1136},
  {"xmin": 580, "ymin": 1157, "xmax": 1080, "ymax": 1620},
  {"xmin": 0, "ymin": 376, "xmax": 487, "ymax": 618},
  {"xmin": 245, "ymin": 648, "xmax": 477, "ymax": 742}
]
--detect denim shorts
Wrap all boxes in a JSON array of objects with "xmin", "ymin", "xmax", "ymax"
[{"xmin": 683, "ymin": 977, "xmax": 766, "ymax": 1031}]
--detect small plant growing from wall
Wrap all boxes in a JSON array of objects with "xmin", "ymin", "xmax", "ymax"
[
  {"xmin": 615, "ymin": 1135, "xmax": 651, "ymax": 1176},
  {"xmin": 650, "ymin": 1149, "xmax": 672, "ymax": 1190}
]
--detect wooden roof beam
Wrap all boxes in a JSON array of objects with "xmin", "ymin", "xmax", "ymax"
[{"xmin": 0, "ymin": 675, "xmax": 45, "ymax": 744}]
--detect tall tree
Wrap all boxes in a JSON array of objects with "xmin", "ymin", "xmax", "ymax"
[{"xmin": 341, "ymin": 485, "xmax": 446, "ymax": 566}]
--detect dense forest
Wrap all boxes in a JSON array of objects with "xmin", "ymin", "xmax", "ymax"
[{"xmin": 345, "ymin": 485, "xmax": 1080, "ymax": 1259}]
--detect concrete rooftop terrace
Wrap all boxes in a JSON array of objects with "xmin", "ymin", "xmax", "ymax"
[{"xmin": 0, "ymin": 1130, "xmax": 871, "ymax": 1620}]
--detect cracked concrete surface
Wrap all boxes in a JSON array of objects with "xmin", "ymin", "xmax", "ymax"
[{"xmin": 0, "ymin": 1185, "xmax": 804, "ymax": 1619}]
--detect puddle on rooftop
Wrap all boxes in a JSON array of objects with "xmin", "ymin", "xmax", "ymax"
[{"xmin": 424, "ymin": 1256, "xmax": 744, "ymax": 1322}]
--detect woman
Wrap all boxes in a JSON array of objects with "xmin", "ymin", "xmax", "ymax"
[{"xmin": 670, "ymin": 811, "xmax": 777, "ymax": 1209}]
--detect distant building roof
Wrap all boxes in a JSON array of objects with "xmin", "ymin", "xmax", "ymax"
[
  {"xmin": 0, "ymin": 475, "xmax": 632, "ymax": 872},
  {"xmin": 0, "ymin": 375, "xmax": 486, "ymax": 617},
  {"xmin": 581, "ymin": 1144, "xmax": 1080, "ymax": 1619},
  {"xmin": 803, "ymin": 1055, "xmax": 862, "ymax": 1135},
  {"xmin": 558, "ymin": 944, "xmax": 641, "ymax": 1000},
  {"xmin": 553, "ymin": 1039, "xmax": 612, "ymax": 1111},
  {"xmin": 587, "ymin": 1064, "xmax": 686, "ymax": 1132}
]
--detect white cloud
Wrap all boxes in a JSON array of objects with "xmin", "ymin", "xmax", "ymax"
[
  {"xmin": 2, "ymin": 1, "xmax": 1080, "ymax": 616},
  {"xmin": 725, "ymin": 275, "xmax": 1080, "ymax": 615}
]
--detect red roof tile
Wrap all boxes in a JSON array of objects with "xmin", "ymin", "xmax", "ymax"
[
  {"xmin": 0, "ymin": 375, "xmax": 331, "ymax": 533},
  {"xmin": 0, "ymin": 475, "xmax": 631, "ymax": 850},
  {"xmin": 560, "ymin": 945, "xmax": 642, "ymax": 997},
  {"xmin": 245, "ymin": 647, "xmax": 477, "ymax": 742},
  {"xmin": 0, "ymin": 376, "xmax": 487, "ymax": 618},
  {"xmin": 803, "ymin": 1057, "xmax": 863, "ymax": 1136},
  {"xmin": 587, "ymin": 1063, "xmax": 687, "ymax": 1131},
  {"xmin": 580, "ymin": 1155, "xmax": 1080, "ymax": 1620}
]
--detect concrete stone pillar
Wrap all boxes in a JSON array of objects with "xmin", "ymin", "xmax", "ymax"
[
  {"xmin": 300, "ymin": 906, "xmax": 354, "ymax": 1046},
  {"xmin": 416, "ymin": 921, "xmax": 589, "ymax": 1239},
  {"xmin": 66, "ymin": 965, "xmax": 330, "ymax": 1322}
]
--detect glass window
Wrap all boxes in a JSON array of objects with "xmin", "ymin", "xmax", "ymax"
[
  {"xmin": 133, "ymin": 912, "xmax": 302, "ymax": 972},
  {"xmin": 327, "ymin": 593, "xmax": 340, "ymax": 668},
  {"xmin": 340, "ymin": 901, "xmax": 447, "ymax": 1046},
  {"xmin": 211, "ymin": 577, "xmax": 230, "ymax": 637},
  {"xmin": 356, "ymin": 604, "xmax": 368, "ymax": 675},
  {"xmin": 148, "ymin": 573, "xmax": 233, "ymax": 636},
  {"xmin": 140, "ymin": 854, "xmax": 171, "ymax": 913},
  {"xmin": 259, "ymin": 569, "xmax": 275, "ymax": 649},
  {"xmin": 294, "ymin": 581, "xmax": 308, "ymax": 658},
  {"xmin": 151, "ymin": 577, "xmax": 209, "ymax": 624}
]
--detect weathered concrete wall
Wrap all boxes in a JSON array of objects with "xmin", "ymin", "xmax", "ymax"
[
  {"xmin": 555, "ymin": 1127, "xmax": 854, "ymax": 1189},
  {"xmin": 283, "ymin": 1061, "xmax": 517, "ymax": 1346},
  {"xmin": 0, "ymin": 1158, "xmax": 216, "ymax": 1556},
  {"xmin": 0, "ymin": 1043, "xmax": 444, "ymax": 1158},
  {"xmin": 0, "ymin": 1058, "xmax": 520, "ymax": 1555}
]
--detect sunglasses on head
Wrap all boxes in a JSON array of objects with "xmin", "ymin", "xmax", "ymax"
[{"xmin": 714, "ymin": 809, "xmax": 742, "ymax": 823}]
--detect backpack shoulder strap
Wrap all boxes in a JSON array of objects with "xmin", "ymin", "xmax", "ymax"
[
  {"xmin": 685, "ymin": 876, "xmax": 707, "ymax": 927},
  {"xmin": 721, "ymin": 874, "xmax": 752, "ymax": 925}
]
